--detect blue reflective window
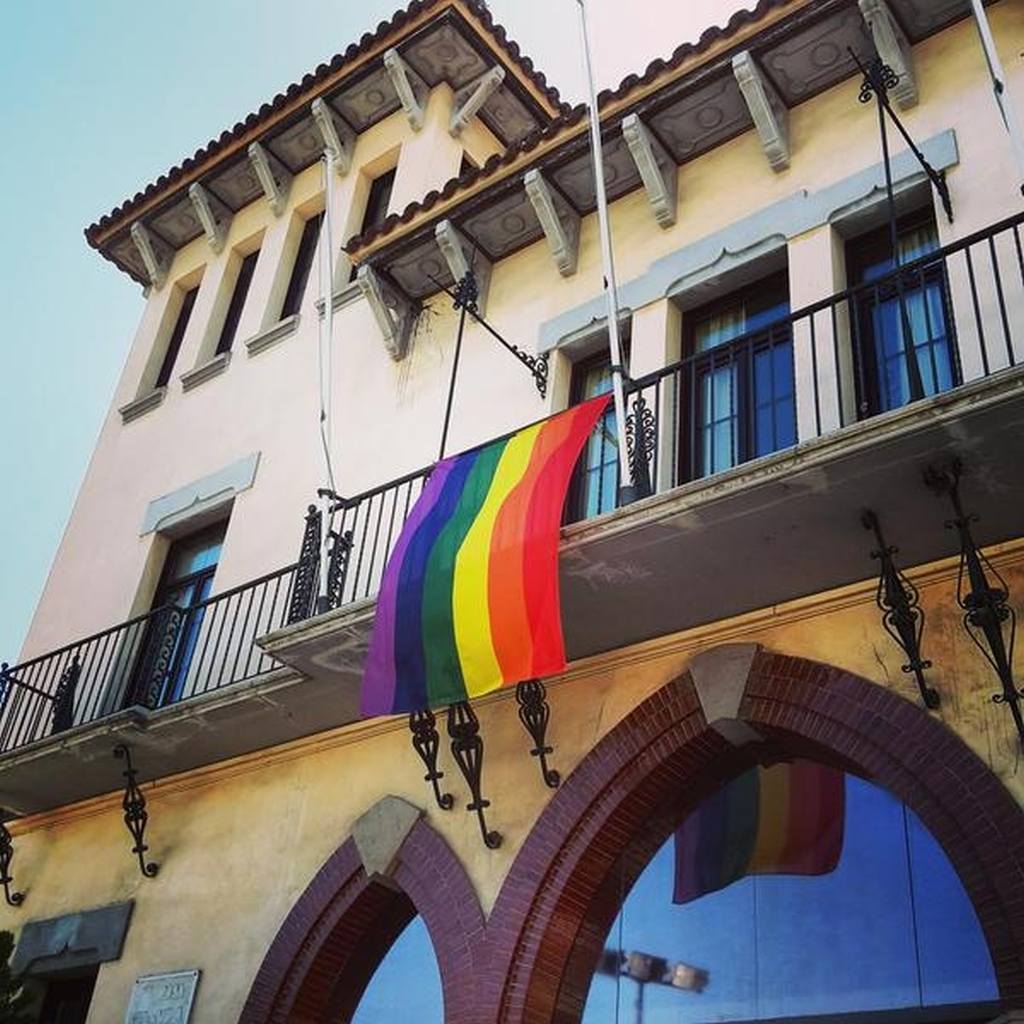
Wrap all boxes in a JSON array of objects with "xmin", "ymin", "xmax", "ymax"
[
  {"xmin": 352, "ymin": 915, "xmax": 443, "ymax": 1022},
  {"xmin": 583, "ymin": 774, "xmax": 997, "ymax": 1023}
]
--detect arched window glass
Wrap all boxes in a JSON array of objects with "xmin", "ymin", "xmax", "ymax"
[
  {"xmin": 352, "ymin": 915, "xmax": 443, "ymax": 1022},
  {"xmin": 583, "ymin": 772, "xmax": 998, "ymax": 1023}
]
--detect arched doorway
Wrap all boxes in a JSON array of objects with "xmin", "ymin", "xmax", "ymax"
[
  {"xmin": 238, "ymin": 803, "xmax": 484, "ymax": 1024},
  {"xmin": 487, "ymin": 646, "xmax": 1024, "ymax": 1024}
]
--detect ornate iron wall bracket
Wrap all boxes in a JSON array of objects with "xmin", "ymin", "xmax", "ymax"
[
  {"xmin": 432, "ymin": 271, "xmax": 549, "ymax": 398},
  {"xmin": 113, "ymin": 745, "xmax": 159, "ymax": 878},
  {"xmin": 409, "ymin": 709, "xmax": 454, "ymax": 811},
  {"xmin": 862, "ymin": 510, "xmax": 939, "ymax": 709},
  {"xmin": 924, "ymin": 461, "xmax": 1023, "ymax": 746},
  {"xmin": 625, "ymin": 390, "xmax": 656, "ymax": 500},
  {"xmin": 446, "ymin": 701, "xmax": 501, "ymax": 849},
  {"xmin": 515, "ymin": 680, "xmax": 560, "ymax": 788},
  {"xmin": 0, "ymin": 819, "xmax": 24, "ymax": 907}
]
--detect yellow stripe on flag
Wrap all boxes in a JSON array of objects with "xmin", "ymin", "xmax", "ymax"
[
  {"xmin": 453, "ymin": 424, "xmax": 543, "ymax": 696},
  {"xmin": 748, "ymin": 763, "xmax": 791, "ymax": 872}
]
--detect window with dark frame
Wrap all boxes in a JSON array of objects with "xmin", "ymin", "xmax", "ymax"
[
  {"xmin": 215, "ymin": 248, "xmax": 260, "ymax": 355},
  {"xmin": 349, "ymin": 168, "xmax": 397, "ymax": 281},
  {"xmin": 846, "ymin": 207, "xmax": 957, "ymax": 417},
  {"xmin": 281, "ymin": 212, "xmax": 324, "ymax": 319},
  {"xmin": 154, "ymin": 285, "xmax": 199, "ymax": 388},
  {"xmin": 567, "ymin": 345, "xmax": 628, "ymax": 523},
  {"xmin": 681, "ymin": 271, "xmax": 794, "ymax": 482},
  {"xmin": 127, "ymin": 521, "xmax": 227, "ymax": 710}
]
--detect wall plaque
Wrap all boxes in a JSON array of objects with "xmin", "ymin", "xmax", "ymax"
[{"xmin": 124, "ymin": 969, "xmax": 200, "ymax": 1024}]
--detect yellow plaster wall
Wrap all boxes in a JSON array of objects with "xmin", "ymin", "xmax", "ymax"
[{"xmin": 4, "ymin": 543, "xmax": 1022, "ymax": 1024}]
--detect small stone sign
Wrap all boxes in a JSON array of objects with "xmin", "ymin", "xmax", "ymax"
[{"xmin": 124, "ymin": 969, "xmax": 200, "ymax": 1024}]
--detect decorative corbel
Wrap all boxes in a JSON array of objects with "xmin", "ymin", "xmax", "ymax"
[
  {"xmin": 435, "ymin": 220, "xmax": 492, "ymax": 317},
  {"xmin": 622, "ymin": 113, "xmax": 678, "ymax": 228},
  {"xmin": 356, "ymin": 265, "xmax": 414, "ymax": 361},
  {"xmin": 450, "ymin": 66, "xmax": 505, "ymax": 137},
  {"xmin": 247, "ymin": 141, "xmax": 293, "ymax": 216},
  {"xmin": 733, "ymin": 50, "xmax": 790, "ymax": 172},
  {"xmin": 187, "ymin": 183, "xmax": 231, "ymax": 254},
  {"xmin": 383, "ymin": 48, "xmax": 426, "ymax": 131},
  {"xmin": 524, "ymin": 169, "xmax": 580, "ymax": 277},
  {"xmin": 130, "ymin": 222, "xmax": 171, "ymax": 289},
  {"xmin": 859, "ymin": 0, "xmax": 917, "ymax": 109},
  {"xmin": 311, "ymin": 97, "xmax": 355, "ymax": 176}
]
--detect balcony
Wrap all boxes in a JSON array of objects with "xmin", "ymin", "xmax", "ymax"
[{"xmin": 4, "ymin": 212, "xmax": 1024, "ymax": 814}]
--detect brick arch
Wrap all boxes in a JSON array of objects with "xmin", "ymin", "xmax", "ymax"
[
  {"xmin": 484, "ymin": 647, "xmax": 1024, "ymax": 1023},
  {"xmin": 238, "ymin": 814, "xmax": 485, "ymax": 1024}
]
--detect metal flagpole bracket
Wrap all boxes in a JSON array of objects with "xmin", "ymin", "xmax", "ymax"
[
  {"xmin": 113, "ymin": 745, "xmax": 159, "ymax": 878},
  {"xmin": 447, "ymin": 702, "xmax": 502, "ymax": 849},
  {"xmin": 409, "ymin": 709, "xmax": 454, "ymax": 811},
  {"xmin": 924, "ymin": 461, "xmax": 1023, "ymax": 746},
  {"xmin": 0, "ymin": 817, "xmax": 24, "ymax": 907},
  {"xmin": 851, "ymin": 50, "xmax": 953, "ymax": 224},
  {"xmin": 862, "ymin": 510, "xmax": 939, "ymax": 709},
  {"xmin": 431, "ymin": 270, "xmax": 549, "ymax": 399},
  {"xmin": 515, "ymin": 680, "xmax": 560, "ymax": 788}
]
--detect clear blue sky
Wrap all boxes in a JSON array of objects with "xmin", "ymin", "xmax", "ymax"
[{"xmin": 0, "ymin": 0, "xmax": 743, "ymax": 661}]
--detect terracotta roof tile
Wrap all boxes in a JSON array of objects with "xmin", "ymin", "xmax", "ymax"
[
  {"xmin": 84, "ymin": 0, "xmax": 567, "ymax": 250},
  {"xmin": 344, "ymin": 0, "xmax": 791, "ymax": 254}
]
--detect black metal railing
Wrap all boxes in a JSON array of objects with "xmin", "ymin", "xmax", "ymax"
[
  {"xmin": 616, "ymin": 209, "xmax": 1024, "ymax": 508},
  {"xmin": 3, "ymin": 212, "xmax": 1022, "ymax": 757},
  {"xmin": 0, "ymin": 563, "xmax": 300, "ymax": 753}
]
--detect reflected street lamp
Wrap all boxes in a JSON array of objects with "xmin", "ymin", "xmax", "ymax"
[{"xmin": 596, "ymin": 948, "xmax": 709, "ymax": 1024}]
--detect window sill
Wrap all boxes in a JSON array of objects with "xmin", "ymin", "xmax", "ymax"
[
  {"xmin": 180, "ymin": 351, "xmax": 231, "ymax": 392},
  {"xmin": 244, "ymin": 314, "xmax": 300, "ymax": 357},
  {"xmin": 119, "ymin": 387, "xmax": 166, "ymax": 424},
  {"xmin": 315, "ymin": 280, "xmax": 363, "ymax": 317}
]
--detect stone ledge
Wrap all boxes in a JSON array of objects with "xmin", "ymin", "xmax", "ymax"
[
  {"xmin": 180, "ymin": 350, "xmax": 231, "ymax": 391},
  {"xmin": 244, "ymin": 313, "xmax": 300, "ymax": 357},
  {"xmin": 119, "ymin": 387, "xmax": 165, "ymax": 423},
  {"xmin": 315, "ymin": 280, "xmax": 363, "ymax": 316}
]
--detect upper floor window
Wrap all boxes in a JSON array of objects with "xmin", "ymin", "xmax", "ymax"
[
  {"xmin": 363, "ymin": 167, "xmax": 396, "ymax": 235},
  {"xmin": 216, "ymin": 248, "xmax": 260, "ymax": 355},
  {"xmin": 155, "ymin": 285, "xmax": 199, "ymax": 388},
  {"xmin": 281, "ymin": 213, "xmax": 323, "ymax": 319},
  {"xmin": 683, "ymin": 271, "xmax": 794, "ymax": 481},
  {"xmin": 847, "ymin": 209, "xmax": 957, "ymax": 416},
  {"xmin": 129, "ymin": 521, "xmax": 227, "ymax": 709},
  {"xmin": 569, "ymin": 347, "xmax": 625, "ymax": 522}
]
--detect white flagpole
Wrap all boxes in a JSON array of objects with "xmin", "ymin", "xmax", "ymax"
[
  {"xmin": 969, "ymin": 0, "xmax": 1024, "ymax": 192},
  {"xmin": 574, "ymin": 0, "xmax": 637, "ymax": 502},
  {"xmin": 317, "ymin": 151, "xmax": 337, "ymax": 613}
]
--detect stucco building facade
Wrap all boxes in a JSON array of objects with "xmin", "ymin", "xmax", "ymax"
[{"xmin": 2, "ymin": 1, "xmax": 1024, "ymax": 1022}]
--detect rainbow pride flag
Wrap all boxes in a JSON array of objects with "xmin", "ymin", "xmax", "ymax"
[
  {"xmin": 361, "ymin": 395, "xmax": 612, "ymax": 716},
  {"xmin": 673, "ymin": 760, "xmax": 845, "ymax": 904}
]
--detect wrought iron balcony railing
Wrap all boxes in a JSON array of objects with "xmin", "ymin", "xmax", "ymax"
[{"xmin": 2, "ymin": 211, "xmax": 1022, "ymax": 758}]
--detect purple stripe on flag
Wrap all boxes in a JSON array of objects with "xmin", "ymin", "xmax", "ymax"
[{"xmin": 361, "ymin": 459, "xmax": 456, "ymax": 717}]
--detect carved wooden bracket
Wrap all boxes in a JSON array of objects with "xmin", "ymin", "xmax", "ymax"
[
  {"xmin": 130, "ymin": 222, "xmax": 172, "ymax": 289},
  {"xmin": 187, "ymin": 183, "xmax": 231, "ymax": 253},
  {"xmin": 247, "ymin": 141, "xmax": 293, "ymax": 216},
  {"xmin": 524, "ymin": 169, "xmax": 580, "ymax": 277},
  {"xmin": 622, "ymin": 113, "xmax": 678, "ymax": 228},
  {"xmin": 384, "ymin": 48, "xmax": 426, "ymax": 131},
  {"xmin": 733, "ymin": 50, "xmax": 790, "ymax": 173},
  {"xmin": 435, "ymin": 220, "xmax": 492, "ymax": 316},
  {"xmin": 311, "ymin": 98, "xmax": 356, "ymax": 175},
  {"xmin": 357, "ymin": 265, "xmax": 414, "ymax": 361},
  {"xmin": 450, "ymin": 66, "xmax": 505, "ymax": 137},
  {"xmin": 859, "ymin": 0, "xmax": 918, "ymax": 110}
]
